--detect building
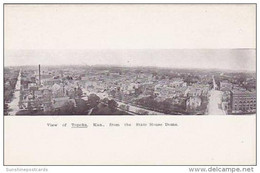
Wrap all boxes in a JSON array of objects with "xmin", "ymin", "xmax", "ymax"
[
  {"xmin": 185, "ymin": 87, "xmax": 203, "ymax": 97},
  {"xmin": 169, "ymin": 78, "xmax": 186, "ymax": 88},
  {"xmin": 143, "ymin": 84, "xmax": 154, "ymax": 96},
  {"xmin": 230, "ymin": 90, "xmax": 256, "ymax": 114},
  {"xmin": 42, "ymin": 78, "xmax": 61, "ymax": 86},
  {"xmin": 52, "ymin": 83, "xmax": 65, "ymax": 98},
  {"xmin": 220, "ymin": 80, "xmax": 233, "ymax": 91},
  {"xmin": 52, "ymin": 96, "xmax": 70, "ymax": 110},
  {"xmin": 186, "ymin": 96, "xmax": 202, "ymax": 110}
]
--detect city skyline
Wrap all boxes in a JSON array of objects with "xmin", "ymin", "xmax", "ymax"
[{"xmin": 4, "ymin": 63, "xmax": 256, "ymax": 116}]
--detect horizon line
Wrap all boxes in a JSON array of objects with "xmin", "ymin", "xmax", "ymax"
[{"xmin": 4, "ymin": 64, "xmax": 256, "ymax": 73}]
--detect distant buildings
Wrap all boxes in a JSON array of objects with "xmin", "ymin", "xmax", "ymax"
[
  {"xmin": 220, "ymin": 80, "xmax": 233, "ymax": 91},
  {"xmin": 169, "ymin": 78, "xmax": 187, "ymax": 88},
  {"xmin": 4, "ymin": 64, "xmax": 256, "ymax": 115}
]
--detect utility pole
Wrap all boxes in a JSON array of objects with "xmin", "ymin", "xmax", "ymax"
[{"xmin": 38, "ymin": 64, "xmax": 41, "ymax": 86}]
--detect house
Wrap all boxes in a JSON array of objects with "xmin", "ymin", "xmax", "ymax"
[
  {"xmin": 51, "ymin": 96, "xmax": 73, "ymax": 109},
  {"xmin": 186, "ymin": 96, "xmax": 202, "ymax": 110},
  {"xmin": 52, "ymin": 83, "xmax": 65, "ymax": 98},
  {"xmin": 42, "ymin": 78, "xmax": 61, "ymax": 86},
  {"xmin": 220, "ymin": 80, "xmax": 233, "ymax": 91},
  {"xmin": 169, "ymin": 78, "xmax": 187, "ymax": 88}
]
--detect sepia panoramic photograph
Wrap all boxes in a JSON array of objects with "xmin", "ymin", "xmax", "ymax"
[
  {"xmin": 4, "ymin": 5, "xmax": 256, "ymax": 116},
  {"xmin": 4, "ymin": 49, "xmax": 256, "ymax": 116}
]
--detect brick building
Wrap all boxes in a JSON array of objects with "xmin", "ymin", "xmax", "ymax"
[{"xmin": 230, "ymin": 90, "xmax": 256, "ymax": 114}]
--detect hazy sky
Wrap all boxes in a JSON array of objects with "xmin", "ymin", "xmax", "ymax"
[
  {"xmin": 4, "ymin": 4, "xmax": 256, "ymax": 71},
  {"xmin": 5, "ymin": 49, "xmax": 256, "ymax": 72}
]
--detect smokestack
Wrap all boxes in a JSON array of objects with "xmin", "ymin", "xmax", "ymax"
[{"xmin": 39, "ymin": 64, "xmax": 41, "ymax": 86}]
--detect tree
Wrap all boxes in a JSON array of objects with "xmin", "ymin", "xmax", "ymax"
[
  {"xmin": 160, "ymin": 98, "xmax": 173, "ymax": 114},
  {"xmin": 110, "ymin": 90, "xmax": 116, "ymax": 98},
  {"xmin": 76, "ymin": 87, "xmax": 83, "ymax": 98},
  {"xmin": 137, "ymin": 109, "xmax": 149, "ymax": 115},
  {"xmin": 59, "ymin": 101, "xmax": 75, "ymax": 115},
  {"xmin": 75, "ymin": 99, "xmax": 89, "ymax": 114},
  {"xmin": 34, "ymin": 98, "xmax": 43, "ymax": 111},
  {"xmin": 161, "ymin": 75, "xmax": 166, "ymax": 80},
  {"xmin": 119, "ymin": 104, "xmax": 129, "ymax": 111},
  {"xmin": 102, "ymin": 98, "xmax": 110, "ymax": 104},
  {"xmin": 108, "ymin": 99, "xmax": 118, "ymax": 112},
  {"xmin": 88, "ymin": 94, "xmax": 100, "ymax": 108}
]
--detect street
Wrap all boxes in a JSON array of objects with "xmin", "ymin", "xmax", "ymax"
[
  {"xmin": 8, "ymin": 69, "xmax": 21, "ymax": 115},
  {"xmin": 207, "ymin": 75, "xmax": 225, "ymax": 115}
]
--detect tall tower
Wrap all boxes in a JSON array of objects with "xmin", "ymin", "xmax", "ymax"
[{"xmin": 38, "ymin": 64, "xmax": 41, "ymax": 86}]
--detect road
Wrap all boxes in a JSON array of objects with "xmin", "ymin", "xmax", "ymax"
[
  {"xmin": 8, "ymin": 69, "xmax": 21, "ymax": 115},
  {"xmin": 212, "ymin": 75, "xmax": 218, "ymax": 90},
  {"xmin": 115, "ymin": 100, "xmax": 165, "ymax": 115},
  {"xmin": 207, "ymin": 75, "xmax": 225, "ymax": 115}
]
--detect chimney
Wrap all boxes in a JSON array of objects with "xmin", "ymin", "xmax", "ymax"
[{"xmin": 38, "ymin": 64, "xmax": 41, "ymax": 86}]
